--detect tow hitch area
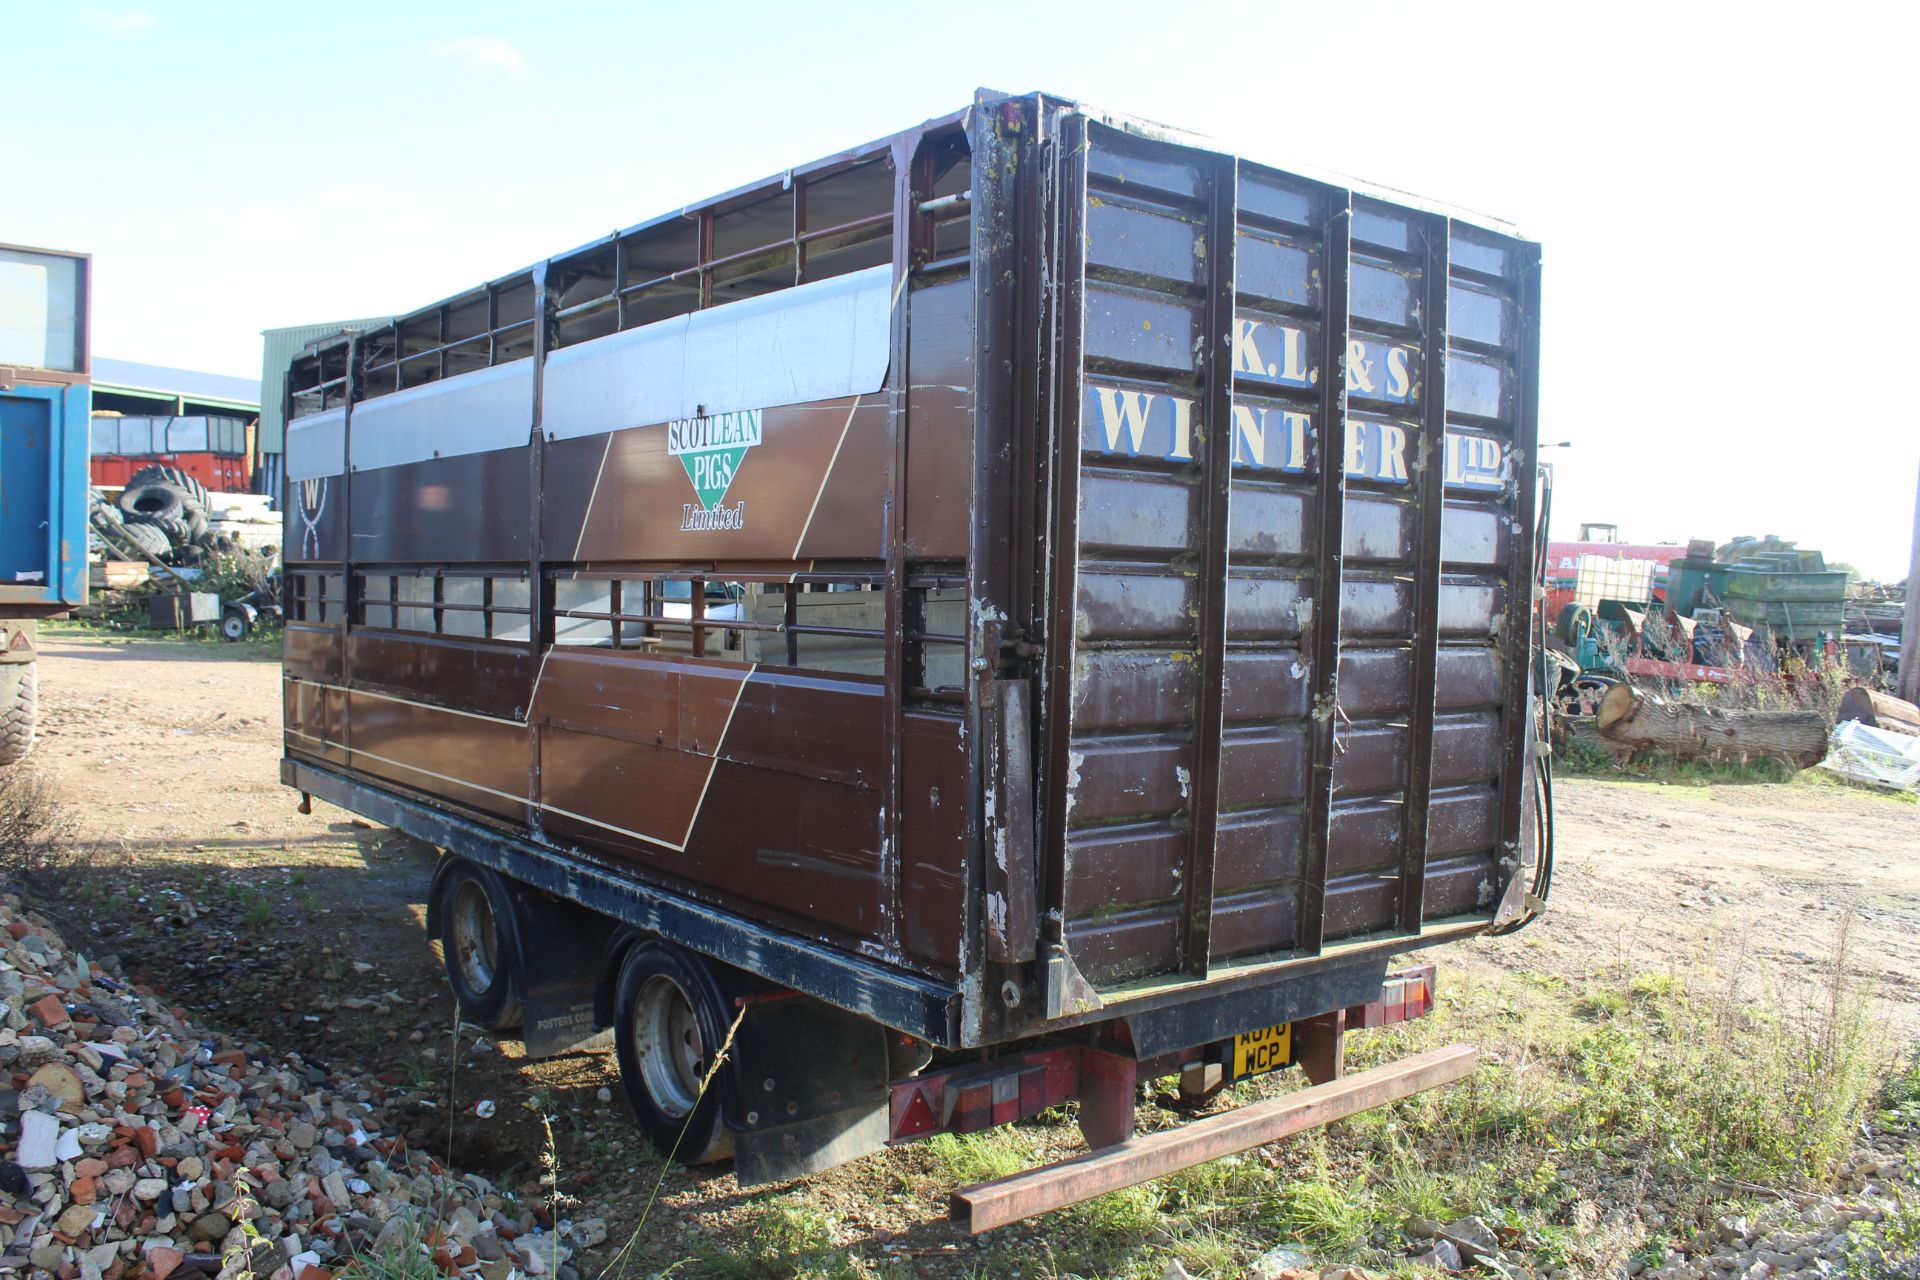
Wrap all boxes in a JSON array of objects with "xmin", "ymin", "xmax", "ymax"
[{"xmin": 951, "ymin": 1043, "xmax": 1477, "ymax": 1232}]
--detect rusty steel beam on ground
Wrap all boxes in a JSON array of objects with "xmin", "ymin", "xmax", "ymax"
[
  {"xmin": 1902, "ymin": 460, "xmax": 1920, "ymax": 704},
  {"xmin": 949, "ymin": 1043, "xmax": 1477, "ymax": 1233}
]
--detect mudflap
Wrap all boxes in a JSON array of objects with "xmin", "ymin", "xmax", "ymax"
[
  {"xmin": 510, "ymin": 889, "xmax": 618, "ymax": 1058},
  {"xmin": 726, "ymin": 994, "xmax": 890, "ymax": 1186}
]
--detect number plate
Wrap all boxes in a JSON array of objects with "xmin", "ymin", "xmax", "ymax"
[{"xmin": 1231, "ymin": 1022, "xmax": 1293, "ymax": 1079}]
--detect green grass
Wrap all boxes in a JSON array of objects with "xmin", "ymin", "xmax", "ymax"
[
  {"xmin": 333, "ymin": 940, "xmax": 1910, "ymax": 1280},
  {"xmin": 1554, "ymin": 735, "xmax": 1798, "ymax": 785},
  {"xmin": 937, "ymin": 931, "xmax": 1900, "ymax": 1279},
  {"xmin": 1792, "ymin": 765, "xmax": 1920, "ymax": 806},
  {"xmin": 682, "ymin": 1199, "xmax": 861, "ymax": 1279},
  {"xmin": 336, "ymin": 1218, "xmax": 443, "ymax": 1280},
  {"xmin": 43, "ymin": 615, "xmax": 284, "ymax": 653},
  {"xmin": 1843, "ymin": 1054, "xmax": 1920, "ymax": 1280},
  {"xmin": 923, "ymin": 1129, "xmax": 1041, "ymax": 1184},
  {"xmin": 1882, "ymin": 1047, "xmax": 1920, "ymax": 1130}
]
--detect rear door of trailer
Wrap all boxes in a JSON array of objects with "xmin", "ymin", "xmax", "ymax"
[{"xmin": 1034, "ymin": 117, "xmax": 1542, "ymax": 1000}]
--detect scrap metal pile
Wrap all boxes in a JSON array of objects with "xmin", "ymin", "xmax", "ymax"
[
  {"xmin": 0, "ymin": 894, "xmax": 601, "ymax": 1280},
  {"xmin": 1548, "ymin": 530, "xmax": 1920, "ymax": 779}
]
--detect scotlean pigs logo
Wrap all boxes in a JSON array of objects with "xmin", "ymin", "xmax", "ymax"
[{"xmin": 667, "ymin": 409, "xmax": 757, "ymax": 531}]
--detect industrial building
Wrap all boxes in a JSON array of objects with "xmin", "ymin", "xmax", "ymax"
[
  {"xmin": 256, "ymin": 318, "xmax": 392, "ymax": 502},
  {"xmin": 89, "ymin": 358, "xmax": 260, "ymax": 493}
]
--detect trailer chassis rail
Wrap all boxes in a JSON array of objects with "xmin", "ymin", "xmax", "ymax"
[{"xmin": 285, "ymin": 758, "xmax": 961, "ymax": 1044}]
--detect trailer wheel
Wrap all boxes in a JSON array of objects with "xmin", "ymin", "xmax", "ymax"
[
  {"xmin": 612, "ymin": 942, "xmax": 735, "ymax": 1165},
  {"xmin": 0, "ymin": 662, "xmax": 36, "ymax": 767},
  {"xmin": 221, "ymin": 611, "xmax": 252, "ymax": 642},
  {"xmin": 437, "ymin": 865, "xmax": 522, "ymax": 1030}
]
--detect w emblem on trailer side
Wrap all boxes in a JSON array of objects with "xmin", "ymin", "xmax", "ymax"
[{"xmin": 298, "ymin": 477, "xmax": 328, "ymax": 558}]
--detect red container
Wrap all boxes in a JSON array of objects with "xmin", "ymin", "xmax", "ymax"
[{"xmin": 91, "ymin": 452, "xmax": 251, "ymax": 494}]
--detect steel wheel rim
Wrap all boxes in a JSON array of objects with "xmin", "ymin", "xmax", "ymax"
[
  {"xmin": 449, "ymin": 881, "xmax": 498, "ymax": 994},
  {"xmin": 632, "ymin": 973, "xmax": 706, "ymax": 1119}
]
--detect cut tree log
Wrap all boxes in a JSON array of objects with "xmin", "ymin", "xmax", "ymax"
[
  {"xmin": 1562, "ymin": 715, "xmax": 1634, "ymax": 762},
  {"xmin": 1595, "ymin": 683, "xmax": 1828, "ymax": 769},
  {"xmin": 1837, "ymin": 686, "xmax": 1920, "ymax": 736}
]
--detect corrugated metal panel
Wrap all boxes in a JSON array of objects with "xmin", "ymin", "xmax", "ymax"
[
  {"xmin": 259, "ymin": 318, "xmax": 391, "ymax": 456},
  {"xmin": 1044, "ymin": 120, "xmax": 1541, "ymax": 990},
  {"xmin": 92, "ymin": 358, "xmax": 260, "ymax": 407}
]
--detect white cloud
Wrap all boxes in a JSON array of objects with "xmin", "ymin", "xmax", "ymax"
[
  {"xmin": 85, "ymin": 8, "xmax": 155, "ymax": 36},
  {"xmin": 427, "ymin": 36, "xmax": 527, "ymax": 78}
]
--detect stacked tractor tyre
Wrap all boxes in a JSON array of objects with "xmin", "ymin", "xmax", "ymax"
[
  {"xmin": 0, "ymin": 663, "xmax": 34, "ymax": 767},
  {"xmin": 93, "ymin": 467, "xmax": 240, "ymax": 565}
]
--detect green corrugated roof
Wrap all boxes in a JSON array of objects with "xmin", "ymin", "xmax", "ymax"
[{"xmin": 257, "ymin": 318, "xmax": 393, "ymax": 454}]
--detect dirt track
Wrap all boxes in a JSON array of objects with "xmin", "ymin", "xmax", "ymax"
[{"xmin": 14, "ymin": 630, "xmax": 1920, "ymax": 1272}]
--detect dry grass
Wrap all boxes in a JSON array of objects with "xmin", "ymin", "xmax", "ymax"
[{"xmin": 0, "ymin": 763, "xmax": 70, "ymax": 875}]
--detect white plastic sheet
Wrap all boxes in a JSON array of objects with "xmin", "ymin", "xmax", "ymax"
[{"xmin": 1817, "ymin": 718, "xmax": 1920, "ymax": 792}]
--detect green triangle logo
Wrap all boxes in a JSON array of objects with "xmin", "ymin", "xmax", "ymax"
[
  {"xmin": 678, "ymin": 446, "xmax": 748, "ymax": 511},
  {"xmin": 667, "ymin": 410, "xmax": 761, "ymax": 513}
]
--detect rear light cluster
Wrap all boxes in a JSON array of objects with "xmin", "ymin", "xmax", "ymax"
[{"xmin": 1348, "ymin": 963, "xmax": 1436, "ymax": 1029}]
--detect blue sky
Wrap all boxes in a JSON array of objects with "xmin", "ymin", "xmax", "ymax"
[{"xmin": 6, "ymin": 1, "xmax": 1916, "ymax": 576}]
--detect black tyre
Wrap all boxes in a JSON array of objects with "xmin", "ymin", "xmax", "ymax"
[
  {"xmin": 133, "ymin": 513, "xmax": 194, "ymax": 547},
  {"xmin": 1555, "ymin": 603, "xmax": 1595, "ymax": 647},
  {"xmin": 435, "ymin": 863, "xmax": 523, "ymax": 1030},
  {"xmin": 119, "ymin": 485, "xmax": 184, "ymax": 523},
  {"xmin": 0, "ymin": 663, "xmax": 35, "ymax": 767},
  {"xmin": 117, "ymin": 521, "xmax": 170, "ymax": 559},
  {"xmin": 221, "ymin": 612, "xmax": 251, "ymax": 642},
  {"xmin": 1568, "ymin": 674, "xmax": 1617, "ymax": 717},
  {"xmin": 125, "ymin": 465, "xmax": 210, "ymax": 509},
  {"xmin": 88, "ymin": 493, "xmax": 124, "ymax": 528},
  {"xmin": 612, "ymin": 941, "xmax": 735, "ymax": 1165}
]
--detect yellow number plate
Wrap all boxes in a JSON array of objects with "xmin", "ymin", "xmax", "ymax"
[{"xmin": 1231, "ymin": 1022, "xmax": 1293, "ymax": 1079}]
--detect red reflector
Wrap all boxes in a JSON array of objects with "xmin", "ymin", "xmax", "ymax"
[{"xmin": 894, "ymin": 1086, "xmax": 938, "ymax": 1140}]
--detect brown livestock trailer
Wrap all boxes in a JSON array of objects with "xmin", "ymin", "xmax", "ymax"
[{"xmin": 279, "ymin": 90, "xmax": 1550, "ymax": 1224}]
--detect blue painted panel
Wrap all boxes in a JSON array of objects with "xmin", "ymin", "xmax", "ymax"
[
  {"xmin": 0, "ymin": 382, "xmax": 90, "ymax": 611},
  {"xmin": 0, "ymin": 395, "xmax": 52, "ymax": 585}
]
